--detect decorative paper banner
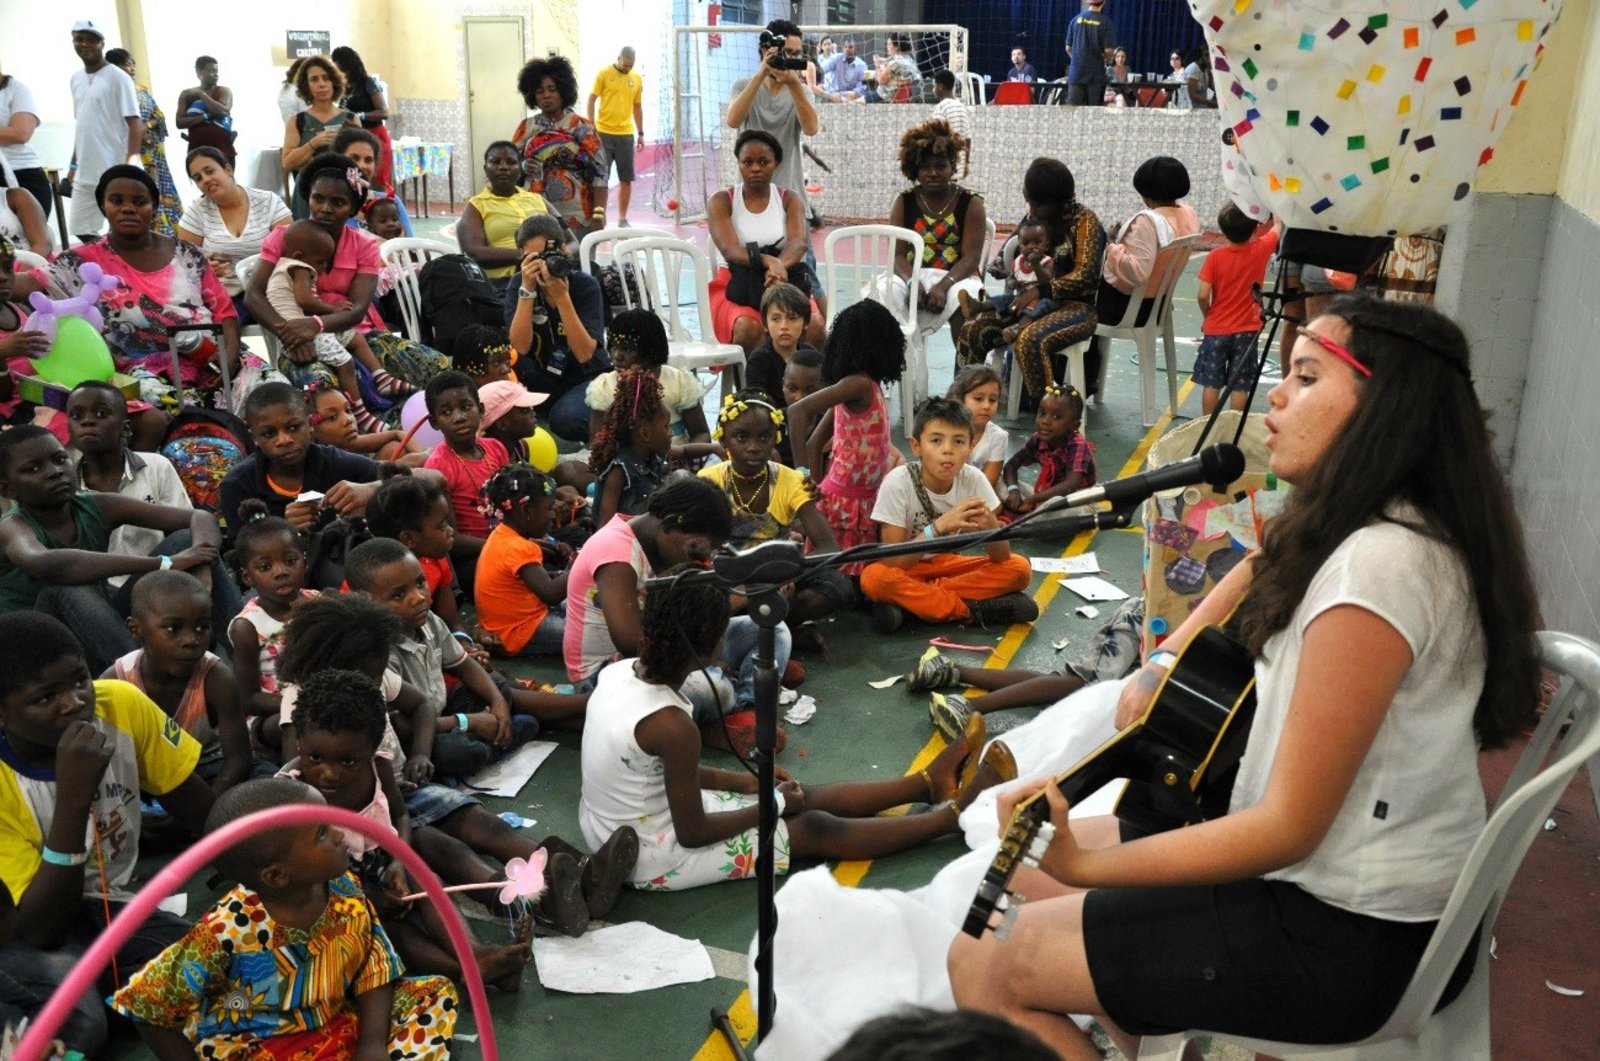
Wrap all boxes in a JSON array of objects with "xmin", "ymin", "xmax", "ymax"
[{"xmin": 1196, "ymin": 0, "xmax": 1565, "ymax": 235}]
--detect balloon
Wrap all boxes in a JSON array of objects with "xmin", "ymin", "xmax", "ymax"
[
  {"xmin": 400, "ymin": 391, "xmax": 446, "ymax": 450},
  {"xmin": 30, "ymin": 316, "xmax": 116, "ymax": 387},
  {"xmin": 526, "ymin": 426, "xmax": 558, "ymax": 473}
]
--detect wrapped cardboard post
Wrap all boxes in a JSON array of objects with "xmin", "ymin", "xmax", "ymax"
[{"xmin": 1142, "ymin": 411, "xmax": 1288, "ymax": 652}]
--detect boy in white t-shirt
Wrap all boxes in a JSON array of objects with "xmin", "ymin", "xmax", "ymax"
[{"xmin": 860, "ymin": 398, "xmax": 1035, "ymax": 632}]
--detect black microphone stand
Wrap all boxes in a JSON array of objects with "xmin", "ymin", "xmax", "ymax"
[{"xmin": 655, "ymin": 500, "xmax": 1143, "ymax": 1053}]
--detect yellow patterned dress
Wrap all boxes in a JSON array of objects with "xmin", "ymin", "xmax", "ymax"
[{"xmin": 110, "ymin": 872, "xmax": 457, "ymax": 1059}]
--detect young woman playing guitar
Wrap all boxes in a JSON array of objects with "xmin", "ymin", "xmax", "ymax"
[{"xmin": 948, "ymin": 295, "xmax": 1541, "ymax": 1058}]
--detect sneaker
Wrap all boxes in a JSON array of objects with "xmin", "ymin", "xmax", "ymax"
[
  {"xmin": 700, "ymin": 709, "xmax": 788, "ymax": 758},
  {"xmin": 964, "ymin": 592, "xmax": 1040, "ymax": 629},
  {"xmin": 872, "ymin": 601, "xmax": 906, "ymax": 634},
  {"xmin": 929, "ymin": 692, "xmax": 973, "ymax": 744},
  {"xmin": 582, "ymin": 826, "xmax": 639, "ymax": 919},
  {"xmin": 781, "ymin": 659, "xmax": 806, "ymax": 689},
  {"xmin": 532, "ymin": 852, "xmax": 588, "ymax": 938},
  {"xmin": 906, "ymin": 647, "xmax": 960, "ymax": 693}
]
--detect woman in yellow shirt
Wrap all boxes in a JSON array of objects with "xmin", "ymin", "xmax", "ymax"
[{"xmin": 459, "ymin": 141, "xmax": 550, "ymax": 296}]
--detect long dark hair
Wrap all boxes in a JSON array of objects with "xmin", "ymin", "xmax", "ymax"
[
  {"xmin": 1233, "ymin": 296, "xmax": 1539, "ymax": 749},
  {"xmin": 330, "ymin": 46, "xmax": 371, "ymax": 95}
]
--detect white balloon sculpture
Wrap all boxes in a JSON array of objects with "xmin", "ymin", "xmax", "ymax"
[{"xmin": 1196, "ymin": 0, "xmax": 1565, "ymax": 236}]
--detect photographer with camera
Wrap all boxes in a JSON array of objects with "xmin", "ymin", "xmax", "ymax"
[
  {"xmin": 726, "ymin": 19, "xmax": 817, "ymax": 228},
  {"xmin": 505, "ymin": 214, "xmax": 610, "ymax": 441}
]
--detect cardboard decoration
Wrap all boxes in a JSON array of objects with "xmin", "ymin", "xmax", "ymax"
[{"xmin": 1195, "ymin": 0, "xmax": 1565, "ymax": 236}]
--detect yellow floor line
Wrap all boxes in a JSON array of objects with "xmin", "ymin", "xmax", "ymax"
[{"xmin": 694, "ymin": 383, "xmax": 1193, "ymax": 1058}]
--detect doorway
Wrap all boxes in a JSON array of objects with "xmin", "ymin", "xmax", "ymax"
[{"xmin": 465, "ymin": 17, "xmax": 528, "ymax": 172}]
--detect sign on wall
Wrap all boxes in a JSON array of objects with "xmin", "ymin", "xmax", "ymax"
[{"xmin": 287, "ymin": 30, "xmax": 331, "ymax": 59}]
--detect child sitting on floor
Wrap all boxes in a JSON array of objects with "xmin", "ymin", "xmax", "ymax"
[
  {"xmin": 365, "ymin": 466, "xmax": 491, "ymax": 652},
  {"xmin": 306, "ymin": 379, "xmax": 424, "ymax": 463},
  {"xmin": 422, "ymin": 370, "xmax": 510, "ymax": 591},
  {"xmin": 1000, "ymin": 384, "xmax": 1095, "ymax": 516},
  {"xmin": 108, "ymin": 570, "xmax": 255, "ymax": 793},
  {"xmin": 779, "ymin": 346, "xmax": 826, "ymax": 467},
  {"xmin": 860, "ymin": 398, "xmax": 1036, "ymax": 633},
  {"xmin": 475, "ymin": 464, "xmax": 572, "ymax": 664},
  {"xmin": 745, "ymin": 283, "xmax": 820, "ymax": 420},
  {"xmin": 947, "ymin": 365, "xmax": 1007, "ymax": 488},
  {"xmin": 588, "ymin": 367, "xmax": 719, "ymax": 527},
  {"xmin": 698, "ymin": 391, "xmax": 855, "ymax": 628},
  {"xmin": 579, "ymin": 570, "xmax": 1015, "ymax": 891},
  {"xmin": 227, "ymin": 500, "xmax": 316, "ymax": 741},
  {"xmin": 479, "ymin": 379, "xmax": 596, "ymax": 504},
  {"xmin": 280, "ymin": 669, "xmax": 550, "ymax": 974},
  {"xmin": 66, "ymin": 381, "xmax": 194, "ymax": 558},
  {"xmin": 584, "ymin": 309, "xmax": 712, "ymax": 446},
  {"xmin": 110, "ymin": 776, "xmax": 459, "ymax": 1059},
  {"xmin": 452, "ymin": 324, "xmax": 517, "ymax": 389},
  {"xmin": 265, "ymin": 220, "xmax": 405, "ymax": 430}
]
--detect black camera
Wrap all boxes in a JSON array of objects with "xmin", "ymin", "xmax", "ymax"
[
  {"xmin": 538, "ymin": 249, "xmax": 572, "ymax": 279},
  {"xmin": 766, "ymin": 53, "xmax": 808, "ymax": 71}
]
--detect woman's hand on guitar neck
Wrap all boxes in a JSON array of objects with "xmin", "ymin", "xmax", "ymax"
[{"xmin": 997, "ymin": 777, "xmax": 1084, "ymax": 883}]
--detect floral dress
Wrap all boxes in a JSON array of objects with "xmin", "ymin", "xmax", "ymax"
[
  {"xmin": 816, "ymin": 381, "xmax": 894, "ymax": 574},
  {"xmin": 515, "ymin": 108, "xmax": 609, "ymax": 235},
  {"xmin": 110, "ymin": 873, "xmax": 457, "ymax": 1060},
  {"xmin": 578, "ymin": 661, "xmax": 792, "ymax": 891},
  {"xmin": 136, "ymin": 86, "xmax": 183, "ymax": 235}
]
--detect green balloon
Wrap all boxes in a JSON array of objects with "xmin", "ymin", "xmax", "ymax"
[{"xmin": 32, "ymin": 316, "xmax": 116, "ymax": 387}]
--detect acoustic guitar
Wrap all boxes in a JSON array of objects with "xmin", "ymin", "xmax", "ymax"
[{"xmin": 962, "ymin": 625, "xmax": 1258, "ymax": 940}]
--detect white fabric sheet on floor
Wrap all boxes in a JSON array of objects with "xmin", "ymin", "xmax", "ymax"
[{"xmin": 750, "ymin": 677, "xmax": 1130, "ymax": 1059}]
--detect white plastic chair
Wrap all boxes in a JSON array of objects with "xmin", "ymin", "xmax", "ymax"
[
  {"xmin": 977, "ymin": 217, "xmax": 998, "ymax": 279},
  {"xmin": 956, "ymin": 72, "xmax": 987, "ymax": 105},
  {"xmin": 1139, "ymin": 629, "xmax": 1600, "ymax": 1061},
  {"xmin": 1094, "ymin": 232, "xmax": 1201, "ymax": 427},
  {"xmin": 578, "ymin": 225, "xmax": 670, "ymax": 275},
  {"xmin": 12, "ymin": 249, "xmax": 48, "ymax": 270},
  {"xmin": 819, "ymin": 224, "xmax": 924, "ymax": 438},
  {"xmin": 610, "ymin": 235, "xmax": 745, "ymax": 396},
  {"xmin": 377, "ymin": 237, "xmax": 455, "ymax": 343}
]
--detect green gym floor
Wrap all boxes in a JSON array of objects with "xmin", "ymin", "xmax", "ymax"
[{"xmin": 105, "ymin": 224, "xmax": 1600, "ymax": 1058}]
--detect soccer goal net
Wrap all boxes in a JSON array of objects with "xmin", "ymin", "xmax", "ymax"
[{"xmin": 658, "ymin": 23, "xmax": 969, "ymax": 222}]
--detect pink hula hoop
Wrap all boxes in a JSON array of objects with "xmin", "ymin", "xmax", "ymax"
[{"xmin": 16, "ymin": 805, "xmax": 499, "ymax": 1061}]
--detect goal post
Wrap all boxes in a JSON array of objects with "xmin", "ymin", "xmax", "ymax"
[{"xmin": 660, "ymin": 23, "xmax": 969, "ymax": 223}]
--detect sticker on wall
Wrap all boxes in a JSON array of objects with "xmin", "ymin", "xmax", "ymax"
[{"xmin": 1192, "ymin": 0, "xmax": 1566, "ymax": 235}]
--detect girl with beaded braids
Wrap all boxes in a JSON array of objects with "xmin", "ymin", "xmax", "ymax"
[
  {"xmin": 585, "ymin": 309, "xmax": 712, "ymax": 446},
  {"xmin": 475, "ymin": 463, "xmax": 572, "ymax": 660},
  {"xmin": 882, "ymin": 117, "xmax": 987, "ymax": 349},
  {"xmin": 513, "ymin": 55, "xmax": 609, "ymax": 237},
  {"xmin": 698, "ymin": 390, "xmax": 855, "ymax": 625},
  {"xmin": 589, "ymin": 366, "xmax": 720, "ymax": 528},
  {"xmin": 578, "ymin": 564, "xmax": 1014, "ymax": 891}
]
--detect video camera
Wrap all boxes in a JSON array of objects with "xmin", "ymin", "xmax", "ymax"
[{"xmin": 759, "ymin": 29, "xmax": 808, "ymax": 70}]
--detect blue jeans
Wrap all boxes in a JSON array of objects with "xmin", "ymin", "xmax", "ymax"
[
  {"xmin": 679, "ymin": 615, "xmax": 792, "ymax": 725},
  {"xmin": 0, "ymin": 903, "xmax": 190, "ymax": 1054},
  {"xmin": 34, "ymin": 530, "xmax": 243, "ymax": 675},
  {"xmin": 539, "ymin": 384, "xmax": 594, "ymax": 442},
  {"xmin": 511, "ymin": 606, "xmax": 566, "ymax": 658}
]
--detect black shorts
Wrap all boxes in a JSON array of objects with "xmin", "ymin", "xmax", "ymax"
[
  {"xmin": 601, "ymin": 133, "xmax": 636, "ymax": 182},
  {"xmin": 1082, "ymin": 878, "xmax": 1472, "ymax": 1043}
]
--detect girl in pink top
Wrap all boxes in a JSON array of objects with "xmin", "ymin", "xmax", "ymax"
[{"xmin": 785, "ymin": 301, "xmax": 907, "ymax": 573}]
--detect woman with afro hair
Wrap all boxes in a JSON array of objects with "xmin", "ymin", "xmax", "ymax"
[
  {"xmin": 882, "ymin": 117, "xmax": 988, "ymax": 350},
  {"xmin": 513, "ymin": 55, "xmax": 609, "ymax": 237}
]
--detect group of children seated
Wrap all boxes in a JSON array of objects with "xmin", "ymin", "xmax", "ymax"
[{"xmin": 0, "ymin": 198, "xmax": 1169, "ymax": 1055}]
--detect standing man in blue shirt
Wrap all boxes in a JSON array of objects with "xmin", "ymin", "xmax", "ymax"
[{"xmin": 1064, "ymin": 0, "xmax": 1116, "ymax": 106}]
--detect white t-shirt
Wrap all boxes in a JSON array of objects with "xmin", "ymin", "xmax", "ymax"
[
  {"xmin": 871, "ymin": 463, "xmax": 1000, "ymax": 536},
  {"xmin": 968, "ymin": 421, "xmax": 1009, "ymax": 469},
  {"xmin": 934, "ymin": 97, "xmax": 971, "ymax": 143},
  {"xmin": 70, "ymin": 64, "xmax": 140, "ymax": 185},
  {"xmin": 0, "ymin": 78, "xmax": 43, "ymax": 171},
  {"xmin": 73, "ymin": 449, "xmax": 193, "ymax": 588},
  {"xmin": 1230, "ymin": 513, "xmax": 1487, "ymax": 922}
]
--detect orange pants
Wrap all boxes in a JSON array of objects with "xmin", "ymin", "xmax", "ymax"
[{"xmin": 859, "ymin": 552, "xmax": 1033, "ymax": 622}]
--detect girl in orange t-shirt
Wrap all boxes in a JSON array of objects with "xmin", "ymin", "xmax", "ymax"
[{"xmin": 475, "ymin": 463, "xmax": 569, "ymax": 658}]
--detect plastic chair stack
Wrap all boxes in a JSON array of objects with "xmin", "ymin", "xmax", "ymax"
[
  {"xmin": 610, "ymin": 235, "xmax": 746, "ymax": 398},
  {"xmin": 377, "ymin": 237, "xmax": 456, "ymax": 344}
]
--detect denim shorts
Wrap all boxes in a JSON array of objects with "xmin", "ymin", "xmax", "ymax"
[{"xmin": 1191, "ymin": 331, "xmax": 1262, "ymax": 390}]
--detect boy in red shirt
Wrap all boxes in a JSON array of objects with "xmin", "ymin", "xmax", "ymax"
[
  {"xmin": 1193, "ymin": 204, "xmax": 1279, "ymax": 414},
  {"xmin": 421, "ymin": 371, "xmax": 509, "ymax": 594}
]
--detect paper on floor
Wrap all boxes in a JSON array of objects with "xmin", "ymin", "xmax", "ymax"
[
  {"xmin": 1062, "ymin": 576, "xmax": 1129, "ymax": 602},
  {"xmin": 535, "ymin": 921, "xmax": 714, "ymax": 993},
  {"xmin": 868, "ymin": 675, "xmax": 904, "ymax": 689},
  {"xmin": 1030, "ymin": 553, "xmax": 1101, "ymax": 575},
  {"xmin": 785, "ymin": 695, "xmax": 817, "ymax": 725},
  {"xmin": 158, "ymin": 894, "xmax": 188, "ymax": 916},
  {"xmin": 464, "ymin": 741, "xmax": 558, "ymax": 798}
]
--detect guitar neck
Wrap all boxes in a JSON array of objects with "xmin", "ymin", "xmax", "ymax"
[{"xmin": 1016, "ymin": 721, "xmax": 1145, "ymax": 825}]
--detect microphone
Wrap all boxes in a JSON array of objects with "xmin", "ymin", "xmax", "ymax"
[{"xmin": 1059, "ymin": 443, "xmax": 1246, "ymax": 510}]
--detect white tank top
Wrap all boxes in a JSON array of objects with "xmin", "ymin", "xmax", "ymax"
[
  {"xmin": 579, "ymin": 659, "xmax": 692, "ymax": 844},
  {"xmin": 730, "ymin": 182, "xmax": 788, "ymax": 247}
]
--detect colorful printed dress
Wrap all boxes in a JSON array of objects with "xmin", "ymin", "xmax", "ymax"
[
  {"xmin": 578, "ymin": 660, "xmax": 791, "ymax": 891},
  {"xmin": 816, "ymin": 382, "xmax": 894, "ymax": 574},
  {"xmin": 514, "ymin": 108, "xmax": 609, "ymax": 235},
  {"xmin": 136, "ymin": 86, "xmax": 184, "ymax": 235},
  {"xmin": 110, "ymin": 872, "xmax": 457, "ymax": 1060}
]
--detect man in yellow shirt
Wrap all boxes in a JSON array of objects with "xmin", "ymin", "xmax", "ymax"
[{"xmin": 586, "ymin": 47, "xmax": 645, "ymax": 225}]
